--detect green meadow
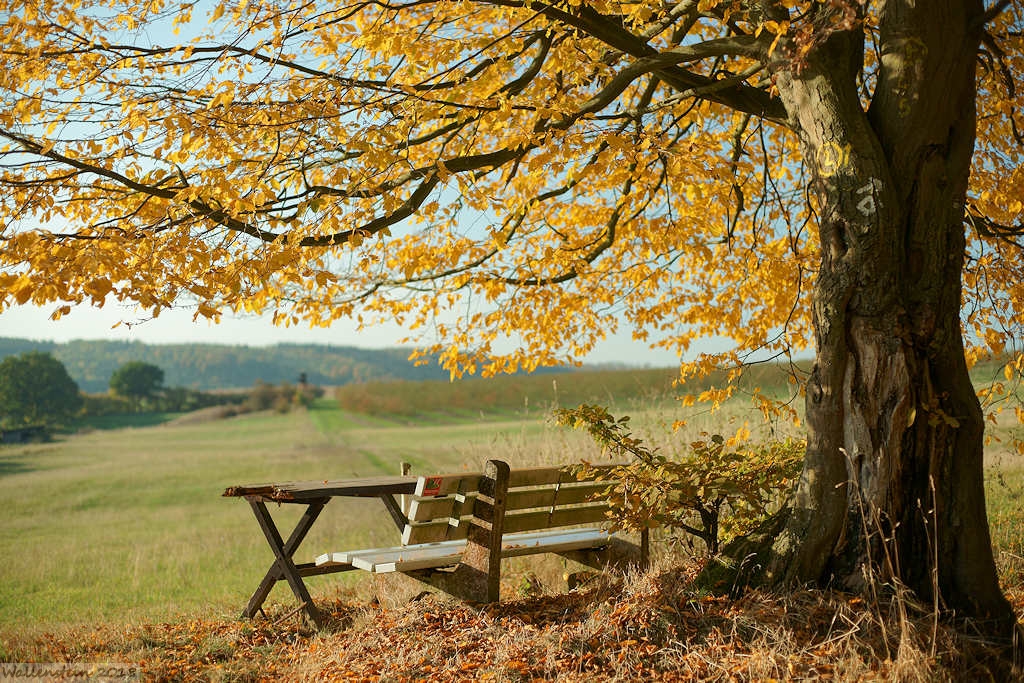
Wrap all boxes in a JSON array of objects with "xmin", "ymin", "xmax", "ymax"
[
  {"xmin": 0, "ymin": 397, "xmax": 607, "ymax": 629},
  {"xmin": 0, "ymin": 373, "xmax": 1021, "ymax": 634}
]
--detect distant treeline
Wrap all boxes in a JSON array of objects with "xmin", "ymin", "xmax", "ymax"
[{"xmin": 0, "ymin": 338, "xmax": 452, "ymax": 393}]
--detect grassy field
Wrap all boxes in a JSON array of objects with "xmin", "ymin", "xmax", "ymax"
[
  {"xmin": 332, "ymin": 363, "xmax": 804, "ymax": 420},
  {"xmin": 0, "ymin": 398, "xmax": 606, "ymax": 629},
  {"xmin": 0, "ymin": 384, "xmax": 1021, "ymax": 639}
]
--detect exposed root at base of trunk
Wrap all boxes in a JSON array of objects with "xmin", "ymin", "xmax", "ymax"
[{"xmin": 697, "ymin": 506, "xmax": 1024, "ymax": 659}]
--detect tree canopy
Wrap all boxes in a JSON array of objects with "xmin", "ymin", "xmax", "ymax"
[
  {"xmin": 0, "ymin": 351, "xmax": 82, "ymax": 428},
  {"xmin": 109, "ymin": 360, "xmax": 165, "ymax": 399},
  {"xmin": 0, "ymin": 1, "xmax": 1019, "ymax": 385},
  {"xmin": 2, "ymin": 0, "xmax": 1023, "ymax": 634},
  {"xmin": 0, "ymin": 1, "xmax": 1014, "ymax": 382}
]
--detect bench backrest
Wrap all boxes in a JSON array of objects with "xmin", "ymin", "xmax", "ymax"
[{"xmin": 402, "ymin": 462, "xmax": 618, "ymax": 545}]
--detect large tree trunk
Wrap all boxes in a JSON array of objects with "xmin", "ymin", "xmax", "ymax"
[{"xmin": 763, "ymin": 1, "xmax": 1017, "ymax": 636}]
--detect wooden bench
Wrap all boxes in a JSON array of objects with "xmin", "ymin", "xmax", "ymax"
[{"xmin": 315, "ymin": 459, "xmax": 648, "ymax": 602}]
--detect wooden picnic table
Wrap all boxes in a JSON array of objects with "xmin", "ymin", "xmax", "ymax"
[{"xmin": 223, "ymin": 475, "xmax": 418, "ymax": 628}]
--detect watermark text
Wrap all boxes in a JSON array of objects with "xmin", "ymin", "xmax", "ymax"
[{"xmin": 0, "ymin": 662, "xmax": 139, "ymax": 682}]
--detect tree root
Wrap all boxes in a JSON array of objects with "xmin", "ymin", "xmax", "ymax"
[{"xmin": 694, "ymin": 507, "xmax": 792, "ymax": 597}]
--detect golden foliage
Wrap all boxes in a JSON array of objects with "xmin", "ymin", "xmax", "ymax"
[
  {"xmin": 558, "ymin": 404, "xmax": 803, "ymax": 555},
  {"xmin": 0, "ymin": 0, "xmax": 1021, "ymax": 425}
]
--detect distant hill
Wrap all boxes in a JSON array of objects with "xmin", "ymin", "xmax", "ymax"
[{"xmin": 0, "ymin": 338, "xmax": 456, "ymax": 393}]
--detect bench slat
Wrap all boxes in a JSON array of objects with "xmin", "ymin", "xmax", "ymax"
[
  {"xmin": 407, "ymin": 465, "xmax": 620, "ymax": 496},
  {"xmin": 500, "ymin": 528, "xmax": 611, "ymax": 558},
  {"xmin": 502, "ymin": 503, "xmax": 611, "ymax": 534},
  {"xmin": 345, "ymin": 529, "xmax": 612, "ymax": 573},
  {"xmin": 352, "ymin": 544, "xmax": 466, "ymax": 572},
  {"xmin": 408, "ymin": 465, "xmax": 619, "ymax": 498},
  {"xmin": 505, "ymin": 481, "xmax": 611, "ymax": 511},
  {"xmin": 317, "ymin": 538, "xmax": 468, "ymax": 569},
  {"xmin": 506, "ymin": 464, "xmax": 619, "ymax": 488},
  {"xmin": 505, "ymin": 466, "xmax": 565, "ymax": 487},
  {"xmin": 402, "ymin": 516, "xmax": 472, "ymax": 545},
  {"xmin": 404, "ymin": 504, "xmax": 611, "ymax": 544},
  {"xmin": 408, "ymin": 481, "xmax": 611, "ymax": 521},
  {"xmin": 315, "ymin": 551, "xmax": 354, "ymax": 567},
  {"xmin": 414, "ymin": 473, "xmax": 481, "ymax": 496},
  {"xmin": 407, "ymin": 493, "xmax": 476, "ymax": 522}
]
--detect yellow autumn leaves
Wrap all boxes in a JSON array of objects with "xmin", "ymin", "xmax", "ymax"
[{"xmin": 0, "ymin": 0, "xmax": 1019, "ymax": 426}]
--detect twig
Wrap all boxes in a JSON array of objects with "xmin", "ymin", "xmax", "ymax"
[{"xmin": 272, "ymin": 602, "xmax": 310, "ymax": 628}]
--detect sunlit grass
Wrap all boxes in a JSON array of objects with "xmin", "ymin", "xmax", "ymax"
[
  {"xmin": 0, "ymin": 402, "xmax": 596, "ymax": 629},
  {"xmin": 72, "ymin": 412, "xmax": 183, "ymax": 431},
  {"xmin": 0, "ymin": 387, "xmax": 1020, "ymax": 635},
  {"xmin": 0, "ymin": 410, "xmax": 341, "ymax": 627}
]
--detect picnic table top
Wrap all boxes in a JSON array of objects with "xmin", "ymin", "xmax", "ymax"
[{"xmin": 223, "ymin": 475, "xmax": 418, "ymax": 502}]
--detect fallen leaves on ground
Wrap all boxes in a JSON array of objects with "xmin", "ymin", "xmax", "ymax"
[{"xmin": 3, "ymin": 567, "xmax": 1021, "ymax": 682}]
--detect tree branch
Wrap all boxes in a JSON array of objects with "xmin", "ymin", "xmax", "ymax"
[{"xmin": 483, "ymin": 0, "xmax": 787, "ymax": 123}]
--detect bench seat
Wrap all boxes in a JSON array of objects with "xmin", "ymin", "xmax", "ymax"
[
  {"xmin": 316, "ymin": 527, "xmax": 612, "ymax": 573},
  {"xmin": 316, "ymin": 538, "xmax": 466, "ymax": 573}
]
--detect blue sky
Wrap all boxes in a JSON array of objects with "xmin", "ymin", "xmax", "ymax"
[{"xmin": 0, "ymin": 301, "xmax": 686, "ymax": 367}]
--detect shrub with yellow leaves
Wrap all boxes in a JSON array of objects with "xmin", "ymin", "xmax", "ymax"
[{"xmin": 557, "ymin": 404, "xmax": 803, "ymax": 556}]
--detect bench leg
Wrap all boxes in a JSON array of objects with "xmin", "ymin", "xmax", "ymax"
[
  {"xmin": 244, "ymin": 498, "xmax": 328, "ymax": 628},
  {"xmin": 450, "ymin": 459, "xmax": 510, "ymax": 602},
  {"xmin": 399, "ymin": 460, "xmax": 512, "ymax": 603}
]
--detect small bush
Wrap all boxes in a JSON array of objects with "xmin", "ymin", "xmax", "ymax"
[
  {"xmin": 79, "ymin": 387, "xmax": 245, "ymax": 418},
  {"xmin": 295, "ymin": 383, "xmax": 324, "ymax": 407},
  {"xmin": 556, "ymin": 404, "xmax": 804, "ymax": 555},
  {"xmin": 80, "ymin": 393, "xmax": 135, "ymax": 417},
  {"xmin": 245, "ymin": 380, "xmax": 323, "ymax": 414},
  {"xmin": 246, "ymin": 380, "xmax": 279, "ymax": 412},
  {"xmin": 154, "ymin": 387, "xmax": 247, "ymax": 413}
]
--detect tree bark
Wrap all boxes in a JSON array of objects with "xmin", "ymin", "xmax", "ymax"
[{"xmin": 761, "ymin": 0, "xmax": 1017, "ymax": 637}]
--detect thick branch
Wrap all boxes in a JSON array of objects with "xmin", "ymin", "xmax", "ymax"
[{"xmin": 484, "ymin": 0, "xmax": 787, "ymax": 123}]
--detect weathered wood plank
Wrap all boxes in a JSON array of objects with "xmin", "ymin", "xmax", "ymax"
[
  {"xmin": 223, "ymin": 483, "xmax": 277, "ymax": 497},
  {"xmin": 353, "ymin": 544, "xmax": 466, "ymax": 573},
  {"xmin": 414, "ymin": 473, "xmax": 481, "ymax": 496},
  {"xmin": 501, "ymin": 503, "xmax": 611, "ymax": 534},
  {"xmin": 407, "ymin": 493, "xmax": 476, "ymax": 521},
  {"xmin": 506, "ymin": 464, "xmax": 621, "ymax": 488},
  {"xmin": 403, "ymin": 511, "xmax": 613, "ymax": 544},
  {"xmin": 500, "ymin": 528, "xmax": 611, "ymax": 558},
  {"xmin": 318, "ymin": 538, "xmax": 468, "ymax": 569},
  {"xmin": 224, "ymin": 476, "xmax": 417, "ymax": 501},
  {"xmin": 406, "ymin": 473, "xmax": 614, "ymax": 520},
  {"xmin": 504, "ymin": 482, "xmax": 610, "ymax": 511},
  {"xmin": 315, "ymin": 551, "xmax": 353, "ymax": 567},
  {"xmin": 273, "ymin": 477, "xmax": 418, "ymax": 500},
  {"xmin": 357, "ymin": 540, "xmax": 468, "ymax": 571},
  {"xmin": 317, "ymin": 529, "xmax": 612, "ymax": 575},
  {"xmin": 402, "ymin": 517, "xmax": 472, "ymax": 545},
  {"xmin": 369, "ymin": 553, "xmax": 466, "ymax": 573}
]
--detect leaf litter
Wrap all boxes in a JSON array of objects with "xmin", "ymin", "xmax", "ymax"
[{"xmin": 3, "ymin": 564, "xmax": 1022, "ymax": 682}]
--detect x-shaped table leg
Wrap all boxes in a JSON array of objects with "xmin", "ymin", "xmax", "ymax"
[{"xmin": 243, "ymin": 497, "xmax": 329, "ymax": 628}]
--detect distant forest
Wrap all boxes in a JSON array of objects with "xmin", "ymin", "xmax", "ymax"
[{"xmin": 0, "ymin": 337, "xmax": 458, "ymax": 393}]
